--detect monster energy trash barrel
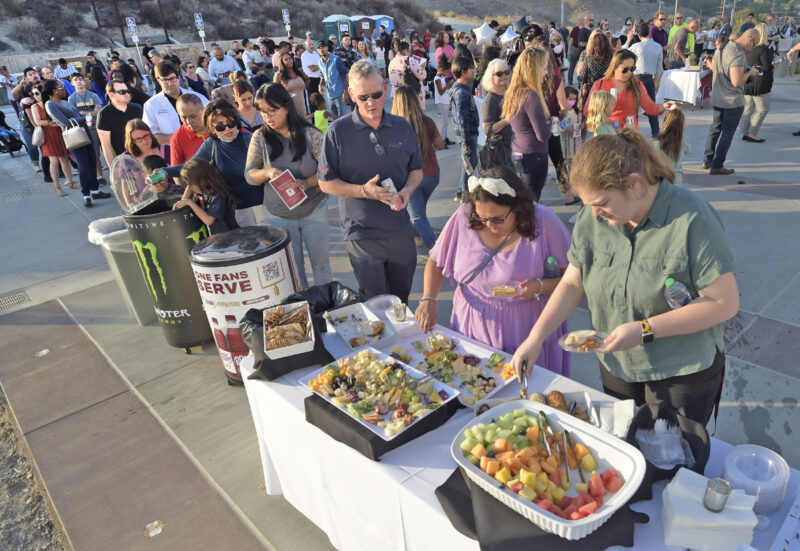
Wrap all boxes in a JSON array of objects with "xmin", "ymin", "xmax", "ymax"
[
  {"xmin": 124, "ymin": 199, "xmax": 213, "ymax": 349},
  {"xmin": 189, "ymin": 226, "xmax": 300, "ymax": 383}
]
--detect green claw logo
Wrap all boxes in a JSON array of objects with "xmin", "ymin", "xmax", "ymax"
[
  {"xmin": 132, "ymin": 240, "xmax": 167, "ymax": 297},
  {"xmin": 186, "ymin": 226, "xmax": 210, "ymax": 244}
]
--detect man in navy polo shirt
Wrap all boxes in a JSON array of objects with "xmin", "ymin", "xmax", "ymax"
[{"xmin": 318, "ymin": 60, "xmax": 424, "ymax": 303}]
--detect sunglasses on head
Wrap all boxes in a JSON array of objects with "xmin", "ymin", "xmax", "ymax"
[
  {"xmin": 620, "ymin": 66, "xmax": 635, "ymax": 74},
  {"xmin": 356, "ymin": 90, "xmax": 383, "ymax": 101},
  {"xmin": 471, "ymin": 208, "xmax": 512, "ymax": 225},
  {"xmin": 494, "ymin": 69, "xmax": 511, "ymax": 77},
  {"xmin": 213, "ymin": 120, "xmax": 238, "ymax": 132}
]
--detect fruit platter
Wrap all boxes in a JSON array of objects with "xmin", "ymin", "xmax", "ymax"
[
  {"xmin": 451, "ymin": 400, "xmax": 645, "ymax": 539},
  {"xmin": 324, "ymin": 303, "xmax": 396, "ymax": 350},
  {"xmin": 374, "ymin": 325, "xmax": 515, "ymax": 408},
  {"xmin": 300, "ymin": 348, "xmax": 459, "ymax": 441}
]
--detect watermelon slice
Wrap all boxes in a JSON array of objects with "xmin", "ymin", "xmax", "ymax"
[
  {"xmin": 578, "ymin": 501, "xmax": 599, "ymax": 515},
  {"xmin": 604, "ymin": 476, "xmax": 624, "ymax": 493}
]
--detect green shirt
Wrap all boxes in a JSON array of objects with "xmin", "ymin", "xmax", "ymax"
[
  {"xmin": 314, "ymin": 110, "xmax": 328, "ymax": 134},
  {"xmin": 567, "ymin": 181, "xmax": 736, "ymax": 382}
]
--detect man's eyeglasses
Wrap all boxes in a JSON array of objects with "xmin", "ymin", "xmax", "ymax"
[
  {"xmin": 620, "ymin": 66, "xmax": 635, "ymax": 74},
  {"xmin": 657, "ymin": 17, "xmax": 666, "ymax": 21},
  {"xmin": 369, "ymin": 131, "xmax": 385, "ymax": 155},
  {"xmin": 213, "ymin": 120, "xmax": 238, "ymax": 132},
  {"xmin": 676, "ymin": 17, "xmax": 683, "ymax": 20},
  {"xmin": 494, "ymin": 70, "xmax": 511, "ymax": 77},
  {"xmin": 471, "ymin": 209, "xmax": 513, "ymax": 225},
  {"xmin": 356, "ymin": 90, "xmax": 384, "ymax": 102},
  {"xmin": 159, "ymin": 76, "xmax": 179, "ymax": 83},
  {"xmin": 111, "ymin": 88, "xmax": 130, "ymax": 95}
]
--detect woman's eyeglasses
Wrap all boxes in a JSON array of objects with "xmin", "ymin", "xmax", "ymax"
[
  {"xmin": 620, "ymin": 66, "xmax": 635, "ymax": 74},
  {"xmin": 356, "ymin": 90, "xmax": 384, "ymax": 101},
  {"xmin": 213, "ymin": 121, "xmax": 238, "ymax": 132},
  {"xmin": 494, "ymin": 70, "xmax": 511, "ymax": 77},
  {"xmin": 369, "ymin": 131, "xmax": 385, "ymax": 155},
  {"xmin": 471, "ymin": 209, "xmax": 512, "ymax": 225},
  {"xmin": 186, "ymin": 65, "xmax": 195, "ymax": 69}
]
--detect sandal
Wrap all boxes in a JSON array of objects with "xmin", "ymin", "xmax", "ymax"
[
  {"xmin": 67, "ymin": 183, "xmax": 80, "ymax": 190},
  {"xmin": 55, "ymin": 185, "xmax": 67, "ymax": 197}
]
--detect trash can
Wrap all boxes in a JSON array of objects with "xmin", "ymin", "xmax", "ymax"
[
  {"xmin": 110, "ymin": 155, "xmax": 212, "ymax": 351},
  {"xmin": 188, "ymin": 226, "xmax": 300, "ymax": 384},
  {"xmin": 88, "ymin": 216, "xmax": 157, "ymax": 326}
]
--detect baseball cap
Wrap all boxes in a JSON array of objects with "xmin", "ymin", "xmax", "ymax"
[
  {"xmin": 306, "ymin": 31, "xmax": 312, "ymax": 36},
  {"xmin": 444, "ymin": 24, "xmax": 453, "ymax": 31},
  {"xmin": 87, "ymin": 50, "xmax": 96, "ymax": 56}
]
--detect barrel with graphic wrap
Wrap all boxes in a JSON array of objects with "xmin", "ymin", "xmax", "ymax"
[
  {"xmin": 189, "ymin": 226, "xmax": 299, "ymax": 383},
  {"xmin": 123, "ymin": 199, "xmax": 213, "ymax": 348}
]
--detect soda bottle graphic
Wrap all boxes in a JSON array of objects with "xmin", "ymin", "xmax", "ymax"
[
  {"xmin": 226, "ymin": 314, "xmax": 251, "ymax": 379},
  {"xmin": 212, "ymin": 317, "xmax": 235, "ymax": 376}
]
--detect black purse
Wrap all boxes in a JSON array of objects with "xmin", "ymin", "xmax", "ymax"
[{"xmin": 478, "ymin": 122, "xmax": 510, "ymax": 170}]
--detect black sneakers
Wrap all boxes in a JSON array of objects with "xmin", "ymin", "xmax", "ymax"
[
  {"xmin": 91, "ymin": 191, "xmax": 112, "ymax": 199},
  {"xmin": 83, "ymin": 196, "xmax": 93, "ymax": 208}
]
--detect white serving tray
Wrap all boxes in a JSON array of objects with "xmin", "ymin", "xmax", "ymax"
[
  {"xmin": 451, "ymin": 400, "xmax": 646, "ymax": 540},
  {"xmin": 299, "ymin": 347, "xmax": 459, "ymax": 442},
  {"xmin": 373, "ymin": 325, "xmax": 515, "ymax": 408},
  {"xmin": 326, "ymin": 303, "xmax": 396, "ymax": 350}
]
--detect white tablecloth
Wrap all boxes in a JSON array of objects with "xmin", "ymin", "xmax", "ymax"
[
  {"xmin": 656, "ymin": 69, "xmax": 703, "ymax": 105},
  {"xmin": 241, "ymin": 331, "xmax": 799, "ymax": 551}
]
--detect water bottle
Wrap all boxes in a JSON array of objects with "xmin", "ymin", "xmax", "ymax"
[
  {"xmin": 664, "ymin": 277, "xmax": 691, "ymax": 309},
  {"xmin": 544, "ymin": 256, "xmax": 560, "ymax": 279},
  {"xmin": 550, "ymin": 116, "xmax": 561, "ymax": 137},
  {"xmin": 85, "ymin": 113, "xmax": 93, "ymax": 127}
]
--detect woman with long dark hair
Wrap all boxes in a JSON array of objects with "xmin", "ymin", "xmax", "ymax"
[
  {"xmin": 415, "ymin": 164, "xmax": 571, "ymax": 372},
  {"xmin": 166, "ymin": 98, "xmax": 266, "ymax": 226},
  {"xmin": 40, "ymin": 79, "xmax": 106, "ymax": 206},
  {"xmin": 244, "ymin": 84, "xmax": 331, "ymax": 288},
  {"xmin": 392, "ymin": 85, "xmax": 445, "ymax": 249},
  {"xmin": 273, "ymin": 52, "xmax": 309, "ymax": 117},
  {"xmin": 584, "ymin": 49, "xmax": 674, "ymax": 130},
  {"xmin": 29, "ymin": 82, "xmax": 73, "ymax": 195}
]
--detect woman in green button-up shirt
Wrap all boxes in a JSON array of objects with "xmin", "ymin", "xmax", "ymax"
[{"xmin": 512, "ymin": 130, "xmax": 739, "ymax": 424}]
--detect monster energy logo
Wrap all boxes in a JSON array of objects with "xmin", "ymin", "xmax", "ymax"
[
  {"xmin": 132, "ymin": 240, "xmax": 167, "ymax": 297},
  {"xmin": 186, "ymin": 226, "xmax": 210, "ymax": 244}
]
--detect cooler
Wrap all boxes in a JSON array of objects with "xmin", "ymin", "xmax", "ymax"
[{"xmin": 188, "ymin": 226, "xmax": 300, "ymax": 384}]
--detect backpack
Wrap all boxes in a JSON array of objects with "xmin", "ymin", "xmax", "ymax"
[{"xmin": 401, "ymin": 58, "xmax": 422, "ymax": 96}]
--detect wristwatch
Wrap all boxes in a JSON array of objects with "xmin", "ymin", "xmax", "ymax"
[{"xmin": 640, "ymin": 319, "xmax": 654, "ymax": 344}]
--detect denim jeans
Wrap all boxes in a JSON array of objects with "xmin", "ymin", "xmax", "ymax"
[
  {"xmin": 458, "ymin": 139, "xmax": 478, "ymax": 196},
  {"xmin": 18, "ymin": 125, "xmax": 39, "ymax": 163},
  {"xmin": 268, "ymin": 196, "xmax": 332, "ymax": 289},
  {"xmin": 704, "ymin": 105, "xmax": 745, "ymax": 169},
  {"xmin": 406, "ymin": 173, "xmax": 439, "ymax": 247},
  {"xmin": 512, "ymin": 151, "xmax": 549, "ymax": 200},
  {"xmin": 71, "ymin": 143, "xmax": 99, "ymax": 197},
  {"xmin": 638, "ymin": 75, "xmax": 660, "ymax": 137},
  {"xmin": 328, "ymin": 94, "xmax": 348, "ymax": 117}
]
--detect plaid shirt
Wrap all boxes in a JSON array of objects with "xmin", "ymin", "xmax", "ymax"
[{"xmin": 334, "ymin": 46, "xmax": 359, "ymax": 69}]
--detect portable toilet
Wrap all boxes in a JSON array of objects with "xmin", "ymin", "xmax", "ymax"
[
  {"xmin": 322, "ymin": 14, "xmax": 353, "ymax": 42},
  {"xmin": 370, "ymin": 15, "xmax": 394, "ymax": 35},
  {"xmin": 350, "ymin": 15, "xmax": 374, "ymax": 41}
]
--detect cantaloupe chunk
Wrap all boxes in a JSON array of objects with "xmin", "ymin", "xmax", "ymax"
[
  {"xmin": 485, "ymin": 460, "xmax": 500, "ymax": 477},
  {"xmin": 471, "ymin": 443, "xmax": 488, "ymax": 458},
  {"xmin": 494, "ymin": 438, "xmax": 511, "ymax": 453}
]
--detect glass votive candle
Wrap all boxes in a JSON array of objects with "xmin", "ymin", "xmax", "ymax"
[
  {"xmin": 393, "ymin": 302, "xmax": 407, "ymax": 322},
  {"xmin": 704, "ymin": 477, "xmax": 733, "ymax": 512}
]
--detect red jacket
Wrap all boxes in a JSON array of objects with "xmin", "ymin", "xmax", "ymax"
[{"xmin": 583, "ymin": 78, "xmax": 661, "ymax": 130}]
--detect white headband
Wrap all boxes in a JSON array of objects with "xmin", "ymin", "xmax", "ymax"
[{"xmin": 467, "ymin": 176, "xmax": 517, "ymax": 198}]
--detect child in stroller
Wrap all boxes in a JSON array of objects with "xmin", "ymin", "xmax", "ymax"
[{"xmin": 0, "ymin": 111, "xmax": 25, "ymax": 156}]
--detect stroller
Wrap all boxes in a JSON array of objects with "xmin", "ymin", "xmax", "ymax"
[{"xmin": 0, "ymin": 111, "xmax": 26, "ymax": 157}]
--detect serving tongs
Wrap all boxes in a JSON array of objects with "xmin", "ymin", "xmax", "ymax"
[
  {"xmin": 565, "ymin": 429, "xmax": 586, "ymax": 483},
  {"xmin": 537, "ymin": 410, "xmax": 553, "ymax": 456},
  {"xmin": 519, "ymin": 362, "xmax": 528, "ymax": 399}
]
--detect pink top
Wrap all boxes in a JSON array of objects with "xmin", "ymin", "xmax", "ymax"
[
  {"xmin": 435, "ymin": 45, "xmax": 455, "ymax": 79},
  {"xmin": 430, "ymin": 203, "xmax": 572, "ymax": 374}
]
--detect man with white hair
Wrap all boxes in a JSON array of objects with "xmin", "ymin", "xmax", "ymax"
[{"xmin": 317, "ymin": 60, "xmax": 423, "ymax": 303}]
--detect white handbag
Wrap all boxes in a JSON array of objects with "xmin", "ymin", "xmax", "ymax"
[
  {"xmin": 32, "ymin": 126, "xmax": 45, "ymax": 147},
  {"xmin": 61, "ymin": 118, "xmax": 91, "ymax": 150}
]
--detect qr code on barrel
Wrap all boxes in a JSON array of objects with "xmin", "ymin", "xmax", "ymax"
[{"xmin": 261, "ymin": 260, "xmax": 282, "ymax": 281}]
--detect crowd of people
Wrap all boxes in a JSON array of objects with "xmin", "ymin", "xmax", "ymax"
[{"xmin": 2, "ymin": 11, "xmax": 798, "ymax": 425}]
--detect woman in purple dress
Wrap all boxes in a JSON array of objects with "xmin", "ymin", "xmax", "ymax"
[{"xmin": 415, "ymin": 166, "xmax": 572, "ymax": 376}]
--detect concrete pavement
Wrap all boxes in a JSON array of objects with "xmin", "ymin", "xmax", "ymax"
[{"xmin": 0, "ymin": 75, "xmax": 798, "ymax": 549}]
